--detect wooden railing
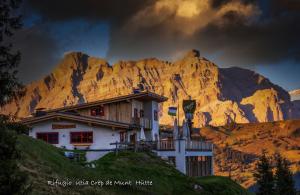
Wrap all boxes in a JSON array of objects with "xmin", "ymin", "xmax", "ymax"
[
  {"xmin": 157, "ymin": 140, "xmax": 175, "ymax": 151},
  {"xmin": 185, "ymin": 140, "xmax": 213, "ymax": 151},
  {"xmin": 110, "ymin": 140, "xmax": 213, "ymax": 153}
]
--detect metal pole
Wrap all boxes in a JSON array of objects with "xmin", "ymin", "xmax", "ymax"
[{"xmin": 177, "ymin": 100, "xmax": 180, "ymax": 132}]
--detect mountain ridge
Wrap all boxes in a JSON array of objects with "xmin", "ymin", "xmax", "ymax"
[
  {"xmin": 290, "ymin": 89, "xmax": 300, "ymax": 101},
  {"xmin": 1, "ymin": 50, "xmax": 299, "ymax": 126}
]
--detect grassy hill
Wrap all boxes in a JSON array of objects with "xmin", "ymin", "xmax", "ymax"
[
  {"xmin": 200, "ymin": 119, "xmax": 300, "ymax": 188},
  {"xmin": 17, "ymin": 135, "xmax": 251, "ymax": 194}
]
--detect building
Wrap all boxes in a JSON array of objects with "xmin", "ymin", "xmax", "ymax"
[
  {"xmin": 23, "ymin": 91, "xmax": 166, "ymax": 160},
  {"xmin": 22, "ymin": 91, "xmax": 213, "ymax": 176}
]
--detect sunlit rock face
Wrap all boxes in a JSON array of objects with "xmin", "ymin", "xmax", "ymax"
[
  {"xmin": 290, "ymin": 89, "xmax": 300, "ymax": 101},
  {"xmin": 1, "ymin": 50, "xmax": 299, "ymax": 126}
]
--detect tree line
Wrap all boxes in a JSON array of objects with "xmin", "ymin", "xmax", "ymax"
[
  {"xmin": 1, "ymin": 0, "xmax": 31, "ymax": 194},
  {"xmin": 254, "ymin": 150, "xmax": 297, "ymax": 195}
]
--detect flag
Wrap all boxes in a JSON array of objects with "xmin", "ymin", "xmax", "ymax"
[
  {"xmin": 183, "ymin": 100, "xmax": 196, "ymax": 114},
  {"xmin": 173, "ymin": 118, "xmax": 179, "ymax": 139},
  {"xmin": 168, "ymin": 107, "xmax": 177, "ymax": 116}
]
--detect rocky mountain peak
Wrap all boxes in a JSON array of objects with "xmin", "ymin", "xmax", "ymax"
[
  {"xmin": 1, "ymin": 51, "xmax": 299, "ymax": 126},
  {"xmin": 63, "ymin": 51, "xmax": 89, "ymax": 58},
  {"xmin": 290, "ymin": 89, "xmax": 300, "ymax": 101},
  {"xmin": 182, "ymin": 49, "xmax": 200, "ymax": 59}
]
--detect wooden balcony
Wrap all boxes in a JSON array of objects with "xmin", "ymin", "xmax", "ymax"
[
  {"xmin": 110, "ymin": 140, "xmax": 213, "ymax": 153},
  {"xmin": 157, "ymin": 140, "xmax": 175, "ymax": 151},
  {"xmin": 185, "ymin": 140, "xmax": 213, "ymax": 151}
]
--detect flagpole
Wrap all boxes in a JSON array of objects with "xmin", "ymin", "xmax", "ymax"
[{"xmin": 177, "ymin": 99, "xmax": 179, "ymax": 130}]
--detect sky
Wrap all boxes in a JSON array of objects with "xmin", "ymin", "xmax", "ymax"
[{"xmin": 10, "ymin": 0, "xmax": 300, "ymax": 91}]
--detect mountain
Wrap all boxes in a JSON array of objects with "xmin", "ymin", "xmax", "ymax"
[
  {"xmin": 200, "ymin": 119, "xmax": 300, "ymax": 188},
  {"xmin": 1, "ymin": 50, "xmax": 300, "ymax": 126},
  {"xmin": 290, "ymin": 89, "xmax": 300, "ymax": 101}
]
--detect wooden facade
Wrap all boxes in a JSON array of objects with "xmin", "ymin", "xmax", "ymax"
[
  {"xmin": 186, "ymin": 156, "xmax": 212, "ymax": 177},
  {"xmin": 75, "ymin": 100, "xmax": 153, "ymax": 129},
  {"xmin": 77, "ymin": 101, "xmax": 132, "ymax": 124}
]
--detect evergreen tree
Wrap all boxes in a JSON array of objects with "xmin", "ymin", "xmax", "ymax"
[
  {"xmin": 0, "ymin": 0, "xmax": 30, "ymax": 194},
  {"xmin": 274, "ymin": 153, "xmax": 296, "ymax": 195},
  {"xmin": 253, "ymin": 150, "xmax": 274, "ymax": 195},
  {"xmin": 0, "ymin": 0, "xmax": 24, "ymax": 106}
]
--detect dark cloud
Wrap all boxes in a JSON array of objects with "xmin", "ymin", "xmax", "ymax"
[
  {"xmin": 26, "ymin": 0, "xmax": 155, "ymax": 23},
  {"xmin": 196, "ymin": 11, "xmax": 300, "ymax": 66},
  {"xmin": 270, "ymin": 0, "xmax": 300, "ymax": 13},
  {"xmin": 12, "ymin": 27, "xmax": 60, "ymax": 83},
  {"xmin": 23, "ymin": 0, "xmax": 300, "ymax": 70},
  {"xmin": 210, "ymin": 0, "xmax": 233, "ymax": 8}
]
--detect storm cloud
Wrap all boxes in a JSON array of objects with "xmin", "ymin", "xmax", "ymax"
[{"xmin": 23, "ymin": 0, "xmax": 300, "ymax": 70}]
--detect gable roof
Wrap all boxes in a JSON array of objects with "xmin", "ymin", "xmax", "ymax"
[
  {"xmin": 45, "ymin": 91, "xmax": 167, "ymax": 113},
  {"xmin": 22, "ymin": 112, "xmax": 131, "ymax": 129}
]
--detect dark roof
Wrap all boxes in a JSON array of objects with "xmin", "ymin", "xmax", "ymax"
[
  {"xmin": 22, "ymin": 112, "xmax": 131, "ymax": 129},
  {"xmin": 45, "ymin": 91, "xmax": 167, "ymax": 113}
]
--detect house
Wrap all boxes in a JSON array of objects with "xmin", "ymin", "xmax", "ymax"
[
  {"xmin": 22, "ymin": 91, "xmax": 167, "ymax": 160},
  {"xmin": 22, "ymin": 91, "xmax": 213, "ymax": 177}
]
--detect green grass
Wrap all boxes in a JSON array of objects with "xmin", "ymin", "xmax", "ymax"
[
  {"xmin": 17, "ymin": 135, "xmax": 250, "ymax": 195},
  {"xmin": 197, "ymin": 176, "xmax": 253, "ymax": 195},
  {"xmin": 89, "ymin": 151, "xmax": 198, "ymax": 194}
]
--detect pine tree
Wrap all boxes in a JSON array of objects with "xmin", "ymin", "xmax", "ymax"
[
  {"xmin": 274, "ymin": 153, "xmax": 296, "ymax": 195},
  {"xmin": 253, "ymin": 150, "xmax": 275, "ymax": 195},
  {"xmin": 0, "ymin": 0, "xmax": 24, "ymax": 106},
  {"xmin": 0, "ymin": 0, "xmax": 30, "ymax": 194}
]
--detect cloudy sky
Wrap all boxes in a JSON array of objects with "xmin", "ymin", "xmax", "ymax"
[{"xmin": 12, "ymin": 0, "xmax": 300, "ymax": 91}]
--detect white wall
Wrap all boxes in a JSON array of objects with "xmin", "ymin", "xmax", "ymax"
[
  {"xmin": 131, "ymin": 100, "xmax": 143, "ymax": 117},
  {"xmin": 28, "ymin": 120, "xmax": 121, "ymax": 150},
  {"xmin": 151, "ymin": 101, "xmax": 159, "ymax": 140},
  {"xmin": 143, "ymin": 100, "xmax": 159, "ymax": 141}
]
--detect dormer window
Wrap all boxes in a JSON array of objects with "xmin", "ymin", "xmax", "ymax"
[{"xmin": 91, "ymin": 106, "xmax": 104, "ymax": 116}]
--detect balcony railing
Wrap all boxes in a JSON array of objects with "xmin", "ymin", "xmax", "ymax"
[
  {"xmin": 185, "ymin": 140, "xmax": 213, "ymax": 151},
  {"xmin": 110, "ymin": 140, "xmax": 213, "ymax": 152},
  {"xmin": 131, "ymin": 117, "xmax": 152, "ymax": 129},
  {"xmin": 157, "ymin": 140, "xmax": 175, "ymax": 151}
]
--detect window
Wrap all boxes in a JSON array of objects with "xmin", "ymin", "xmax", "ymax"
[
  {"xmin": 91, "ymin": 106, "xmax": 104, "ymax": 116},
  {"xmin": 70, "ymin": 132, "xmax": 93, "ymax": 144},
  {"xmin": 134, "ymin": 108, "xmax": 138, "ymax": 118},
  {"xmin": 36, "ymin": 132, "xmax": 58, "ymax": 144},
  {"xmin": 140, "ymin": 109, "xmax": 144, "ymax": 118},
  {"xmin": 154, "ymin": 110, "xmax": 158, "ymax": 121}
]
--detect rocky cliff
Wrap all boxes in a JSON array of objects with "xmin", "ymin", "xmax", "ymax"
[
  {"xmin": 290, "ymin": 89, "xmax": 300, "ymax": 101},
  {"xmin": 1, "ymin": 50, "xmax": 299, "ymax": 126}
]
